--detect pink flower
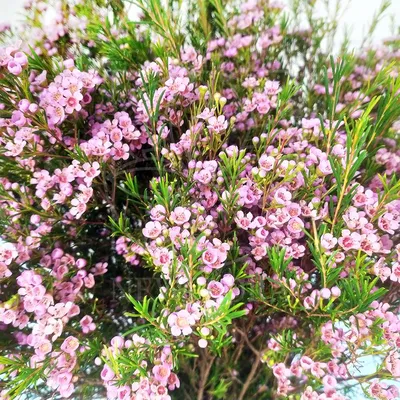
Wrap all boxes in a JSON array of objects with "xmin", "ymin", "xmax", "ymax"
[
  {"xmin": 0, "ymin": 242, "xmax": 18, "ymax": 265},
  {"xmin": 13, "ymin": 51, "xmax": 27, "ymax": 66},
  {"xmin": 251, "ymin": 245, "xmax": 267, "ymax": 260},
  {"xmin": 207, "ymin": 115, "xmax": 228, "ymax": 133},
  {"xmin": 338, "ymin": 229, "xmax": 361, "ymax": 251},
  {"xmin": 317, "ymin": 159, "xmax": 333, "ymax": 175},
  {"xmin": 287, "ymin": 217, "xmax": 304, "ymax": 234},
  {"xmin": 374, "ymin": 258, "xmax": 391, "ymax": 282},
  {"xmin": 259, "ymin": 154, "xmax": 275, "ymax": 171},
  {"xmin": 142, "ymin": 221, "xmax": 163, "ymax": 239},
  {"xmin": 109, "ymin": 128, "xmax": 123, "ymax": 143},
  {"xmin": 386, "ymin": 351, "xmax": 400, "ymax": 377},
  {"xmin": 197, "ymin": 107, "xmax": 215, "ymax": 120},
  {"xmin": 35, "ymin": 340, "xmax": 52, "ymax": 357},
  {"xmin": 272, "ymin": 363, "xmax": 289, "ymax": 379},
  {"xmin": 167, "ymin": 373, "xmax": 180, "ymax": 390},
  {"xmin": 378, "ymin": 213, "xmax": 399, "ymax": 234},
  {"xmin": 81, "ymin": 162, "xmax": 100, "ymax": 184},
  {"xmin": 300, "ymin": 356, "xmax": 314, "ymax": 370},
  {"xmin": 65, "ymin": 92, "xmax": 83, "ymax": 114},
  {"xmin": 91, "ymin": 262, "xmax": 108, "ymax": 276},
  {"xmin": 80, "ymin": 315, "xmax": 96, "ymax": 334},
  {"xmin": 202, "ymin": 247, "xmax": 219, "ymax": 266},
  {"xmin": 322, "ymin": 375, "xmax": 337, "ymax": 389},
  {"xmin": 152, "ymin": 363, "xmax": 171, "ymax": 383},
  {"xmin": 165, "ymin": 76, "xmax": 192, "ymax": 96},
  {"xmin": 167, "ymin": 310, "xmax": 196, "ymax": 336},
  {"xmin": 235, "ymin": 211, "xmax": 253, "ymax": 230},
  {"xmin": 359, "ymin": 233, "xmax": 381, "ymax": 255},
  {"xmin": 274, "ymin": 187, "xmax": 292, "ymax": 205},
  {"xmin": 256, "ymin": 101, "xmax": 270, "ymax": 114},
  {"xmin": 207, "ymin": 281, "xmax": 225, "ymax": 298},
  {"xmin": 193, "ymin": 169, "xmax": 213, "ymax": 185},
  {"xmin": 7, "ymin": 60, "xmax": 22, "ymax": 75},
  {"xmin": 57, "ymin": 372, "xmax": 73, "ymax": 387},
  {"xmin": 70, "ymin": 198, "xmax": 87, "ymax": 218},
  {"xmin": 0, "ymin": 308, "xmax": 16, "ymax": 324},
  {"xmin": 61, "ymin": 336, "xmax": 79, "ymax": 355},
  {"xmin": 170, "ymin": 207, "xmax": 191, "ymax": 225},
  {"xmin": 47, "ymin": 104, "xmax": 65, "ymax": 126},
  {"xmin": 101, "ymin": 364, "xmax": 115, "ymax": 381},
  {"xmin": 150, "ymin": 205, "xmax": 167, "ymax": 221},
  {"xmin": 321, "ymin": 233, "xmax": 338, "ymax": 250},
  {"xmin": 110, "ymin": 142, "xmax": 130, "ymax": 161},
  {"xmin": 11, "ymin": 110, "xmax": 26, "ymax": 127},
  {"xmin": 59, "ymin": 383, "xmax": 74, "ymax": 398},
  {"xmin": 311, "ymin": 362, "xmax": 326, "ymax": 378}
]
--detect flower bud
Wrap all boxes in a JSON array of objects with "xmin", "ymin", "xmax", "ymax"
[
  {"xmin": 199, "ymin": 86, "xmax": 208, "ymax": 100},
  {"xmin": 320, "ymin": 288, "xmax": 331, "ymax": 299},
  {"xmin": 331, "ymin": 286, "xmax": 341, "ymax": 297},
  {"xmin": 197, "ymin": 277, "xmax": 206, "ymax": 286},
  {"xmin": 198, "ymin": 339, "xmax": 208, "ymax": 348}
]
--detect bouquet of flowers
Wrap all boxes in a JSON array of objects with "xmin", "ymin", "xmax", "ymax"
[{"xmin": 0, "ymin": 0, "xmax": 399, "ymax": 399}]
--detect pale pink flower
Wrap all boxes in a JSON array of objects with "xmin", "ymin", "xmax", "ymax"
[
  {"xmin": 321, "ymin": 233, "xmax": 338, "ymax": 250},
  {"xmin": 207, "ymin": 281, "xmax": 225, "ymax": 298},
  {"xmin": 207, "ymin": 115, "xmax": 228, "ymax": 133},
  {"xmin": 287, "ymin": 217, "xmax": 304, "ymax": 234},
  {"xmin": 152, "ymin": 363, "xmax": 171, "ymax": 383},
  {"xmin": 150, "ymin": 205, "xmax": 167, "ymax": 221},
  {"xmin": 61, "ymin": 336, "xmax": 79, "ymax": 355},
  {"xmin": 167, "ymin": 310, "xmax": 195, "ymax": 336},
  {"xmin": 170, "ymin": 207, "xmax": 191, "ymax": 225},
  {"xmin": 386, "ymin": 351, "xmax": 400, "ymax": 377},
  {"xmin": 235, "ymin": 211, "xmax": 253, "ymax": 230},
  {"xmin": 142, "ymin": 221, "xmax": 163, "ymax": 239}
]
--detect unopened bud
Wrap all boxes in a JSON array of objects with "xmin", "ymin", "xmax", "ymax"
[{"xmin": 199, "ymin": 85, "xmax": 208, "ymax": 100}]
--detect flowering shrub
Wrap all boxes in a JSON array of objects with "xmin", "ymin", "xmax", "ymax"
[{"xmin": 1, "ymin": 0, "xmax": 400, "ymax": 399}]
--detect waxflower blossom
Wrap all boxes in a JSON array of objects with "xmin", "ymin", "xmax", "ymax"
[
  {"xmin": 142, "ymin": 221, "xmax": 163, "ymax": 239},
  {"xmin": 167, "ymin": 310, "xmax": 196, "ymax": 336},
  {"xmin": 170, "ymin": 206, "xmax": 191, "ymax": 225},
  {"xmin": 207, "ymin": 115, "xmax": 228, "ymax": 133},
  {"xmin": 60, "ymin": 336, "xmax": 79, "ymax": 354}
]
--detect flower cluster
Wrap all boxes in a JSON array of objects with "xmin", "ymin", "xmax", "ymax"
[
  {"xmin": 39, "ymin": 61, "xmax": 101, "ymax": 127},
  {"xmin": 100, "ymin": 335, "xmax": 180, "ymax": 400}
]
